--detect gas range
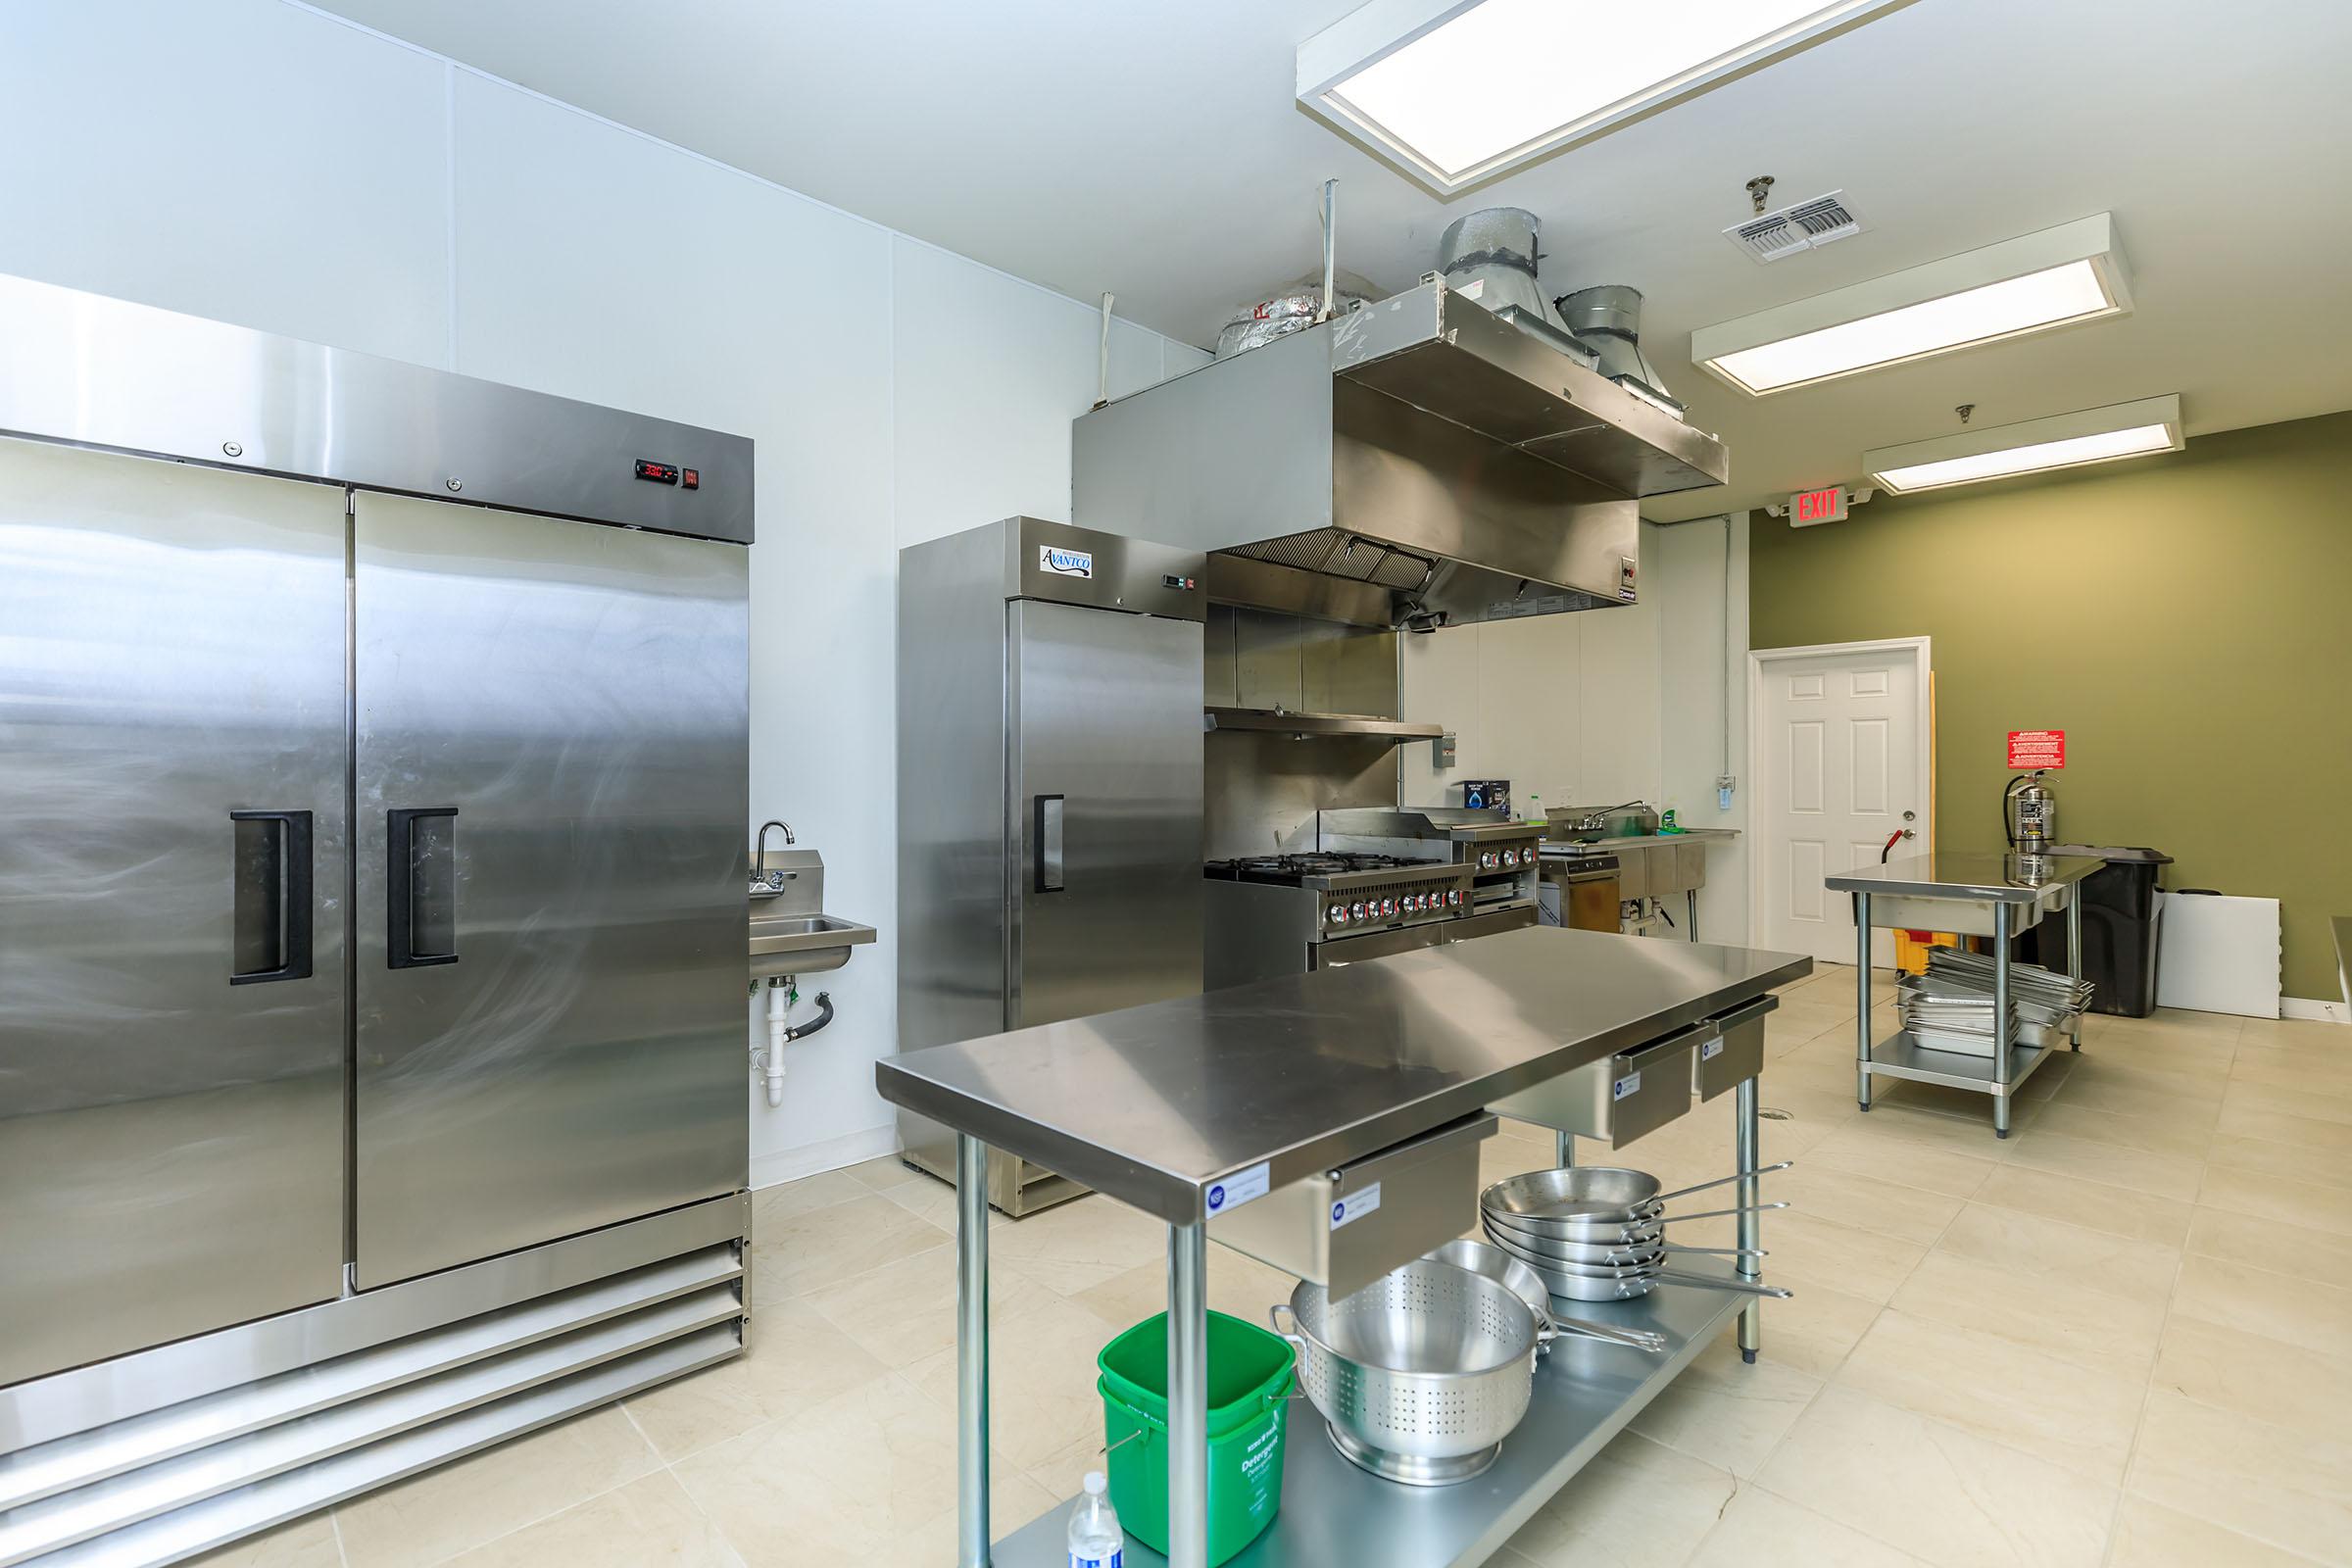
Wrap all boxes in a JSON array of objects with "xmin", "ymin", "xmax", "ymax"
[
  {"xmin": 1202, "ymin": 854, "xmax": 1473, "ymax": 988},
  {"xmin": 1206, "ymin": 852, "xmax": 1451, "ymax": 888}
]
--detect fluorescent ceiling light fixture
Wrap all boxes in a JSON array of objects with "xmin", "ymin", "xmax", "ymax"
[
  {"xmin": 1863, "ymin": 396, "xmax": 2182, "ymax": 494},
  {"xmin": 1298, "ymin": 0, "xmax": 1913, "ymax": 194},
  {"xmin": 1692, "ymin": 214, "xmax": 2134, "ymax": 395}
]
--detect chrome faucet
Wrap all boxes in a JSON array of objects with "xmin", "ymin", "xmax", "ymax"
[{"xmin": 751, "ymin": 820, "xmax": 797, "ymax": 894}]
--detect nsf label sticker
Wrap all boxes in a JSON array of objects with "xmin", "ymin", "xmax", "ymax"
[
  {"xmin": 1612, "ymin": 1070, "xmax": 1642, "ymax": 1102},
  {"xmin": 1205, "ymin": 1161, "xmax": 1270, "ymax": 1216},
  {"xmin": 1702, "ymin": 1038, "xmax": 1725, "ymax": 1061},
  {"xmin": 1329, "ymin": 1183, "xmax": 1382, "ymax": 1230},
  {"xmin": 1039, "ymin": 544, "xmax": 1095, "ymax": 579}
]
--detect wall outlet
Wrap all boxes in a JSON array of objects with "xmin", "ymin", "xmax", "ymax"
[
  {"xmin": 1432, "ymin": 732, "xmax": 1456, "ymax": 768},
  {"xmin": 1716, "ymin": 774, "xmax": 1737, "ymax": 811}
]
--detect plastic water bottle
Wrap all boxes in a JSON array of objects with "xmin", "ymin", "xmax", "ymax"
[{"xmin": 1066, "ymin": 1470, "xmax": 1123, "ymax": 1568}]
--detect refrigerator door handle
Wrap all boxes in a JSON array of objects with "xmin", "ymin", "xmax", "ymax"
[
  {"xmin": 228, "ymin": 809, "xmax": 314, "ymax": 985},
  {"xmin": 1033, "ymin": 794, "xmax": 1064, "ymax": 893},
  {"xmin": 387, "ymin": 806, "xmax": 461, "ymax": 968}
]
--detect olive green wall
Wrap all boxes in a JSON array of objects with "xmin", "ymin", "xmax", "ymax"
[{"xmin": 1751, "ymin": 409, "xmax": 2352, "ymax": 1002}]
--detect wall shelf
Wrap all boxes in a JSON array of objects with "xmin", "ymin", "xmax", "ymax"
[{"xmin": 1204, "ymin": 707, "xmax": 1444, "ymax": 743}]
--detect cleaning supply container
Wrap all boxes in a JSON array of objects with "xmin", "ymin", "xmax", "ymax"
[{"xmin": 1095, "ymin": 1309, "xmax": 1294, "ymax": 1566}]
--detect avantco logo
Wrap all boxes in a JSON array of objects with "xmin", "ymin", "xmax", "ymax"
[{"xmin": 1039, "ymin": 545, "xmax": 1095, "ymax": 578}]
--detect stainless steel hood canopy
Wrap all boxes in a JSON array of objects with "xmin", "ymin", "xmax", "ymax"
[{"xmin": 1074, "ymin": 279, "xmax": 1730, "ymax": 627}]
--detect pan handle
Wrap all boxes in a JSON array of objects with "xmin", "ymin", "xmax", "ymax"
[
  {"xmin": 1651, "ymin": 1160, "xmax": 1793, "ymax": 1206},
  {"xmin": 1659, "ymin": 1242, "xmax": 1767, "ymax": 1257},
  {"xmin": 1656, "ymin": 1200, "xmax": 1789, "ymax": 1225},
  {"xmin": 1650, "ymin": 1267, "xmax": 1792, "ymax": 1298},
  {"xmin": 1547, "ymin": 1316, "xmax": 1669, "ymax": 1353}
]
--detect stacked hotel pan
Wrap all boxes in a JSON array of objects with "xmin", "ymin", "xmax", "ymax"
[
  {"xmin": 1896, "ymin": 947, "xmax": 2093, "ymax": 1054},
  {"xmin": 1479, "ymin": 1165, "xmax": 1794, "ymax": 1304}
]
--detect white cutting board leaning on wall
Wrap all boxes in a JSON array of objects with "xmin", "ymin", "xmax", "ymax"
[{"xmin": 2157, "ymin": 893, "xmax": 2281, "ymax": 1017}]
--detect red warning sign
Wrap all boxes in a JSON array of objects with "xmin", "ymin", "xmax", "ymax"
[{"xmin": 2006, "ymin": 730, "xmax": 2066, "ymax": 768}]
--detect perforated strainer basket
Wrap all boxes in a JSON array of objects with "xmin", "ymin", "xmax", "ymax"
[{"xmin": 1271, "ymin": 1259, "xmax": 1540, "ymax": 1486}]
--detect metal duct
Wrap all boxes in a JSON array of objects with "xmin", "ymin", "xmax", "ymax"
[
  {"xmin": 1555, "ymin": 284, "xmax": 1685, "ymax": 416},
  {"xmin": 1437, "ymin": 208, "xmax": 1562, "ymax": 329}
]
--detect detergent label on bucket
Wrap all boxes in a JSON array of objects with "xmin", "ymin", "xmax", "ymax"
[
  {"xmin": 1205, "ymin": 1161, "xmax": 1270, "ymax": 1216},
  {"xmin": 1329, "ymin": 1183, "xmax": 1382, "ymax": 1230}
]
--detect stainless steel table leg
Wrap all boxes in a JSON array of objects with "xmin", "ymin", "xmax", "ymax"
[
  {"xmin": 1736, "ymin": 1076, "xmax": 1762, "ymax": 1363},
  {"xmin": 1168, "ymin": 1221, "xmax": 1209, "ymax": 1568},
  {"xmin": 956, "ymin": 1134, "xmax": 991, "ymax": 1568},
  {"xmin": 1554, "ymin": 1131, "xmax": 1575, "ymax": 1168},
  {"xmin": 1992, "ymin": 904, "xmax": 2014, "ymax": 1138},
  {"xmin": 2068, "ymin": 890, "xmax": 2085, "ymax": 1050},
  {"xmin": 1855, "ymin": 892, "xmax": 1874, "ymax": 1110}
]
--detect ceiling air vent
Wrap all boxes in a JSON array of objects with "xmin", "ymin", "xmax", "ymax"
[{"xmin": 1724, "ymin": 190, "xmax": 1864, "ymax": 264}]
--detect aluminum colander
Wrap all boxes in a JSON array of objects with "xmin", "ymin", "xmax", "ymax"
[{"xmin": 1271, "ymin": 1259, "xmax": 1539, "ymax": 1486}]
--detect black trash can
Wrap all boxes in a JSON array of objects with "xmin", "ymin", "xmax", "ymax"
[{"xmin": 2027, "ymin": 846, "xmax": 2173, "ymax": 1017}]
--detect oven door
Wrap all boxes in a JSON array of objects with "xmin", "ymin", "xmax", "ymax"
[{"xmin": 1311, "ymin": 920, "xmax": 1457, "ymax": 970}]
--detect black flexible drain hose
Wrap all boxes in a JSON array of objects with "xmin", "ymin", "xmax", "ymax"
[{"xmin": 784, "ymin": 992, "xmax": 834, "ymax": 1043}]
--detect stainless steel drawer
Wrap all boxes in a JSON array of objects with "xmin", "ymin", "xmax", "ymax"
[
  {"xmin": 1693, "ymin": 995, "xmax": 1773, "ymax": 1101},
  {"xmin": 1207, "ymin": 1113, "xmax": 1494, "ymax": 1298},
  {"xmin": 1487, "ymin": 1022, "xmax": 1704, "ymax": 1148}
]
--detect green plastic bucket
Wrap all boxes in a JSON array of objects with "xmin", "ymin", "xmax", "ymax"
[{"xmin": 1095, "ymin": 1310, "xmax": 1293, "ymax": 1566}]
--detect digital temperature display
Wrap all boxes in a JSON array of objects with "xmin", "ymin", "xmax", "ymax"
[{"xmin": 634, "ymin": 459, "xmax": 682, "ymax": 486}]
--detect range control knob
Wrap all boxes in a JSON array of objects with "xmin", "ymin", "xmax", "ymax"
[
  {"xmin": 1328, "ymin": 904, "xmax": 1348, "ymax": 926},
  {"xmin": 1382, "ymin": 897, "xmax": 1399, "ymax": 917},
  {"xmin": 1448, "ymin": 889, "xmax": 1464, "ymax": 907},
  {"xmin": 1349, "ymin": 901, "xmax": 1367, "ymax": 921}
]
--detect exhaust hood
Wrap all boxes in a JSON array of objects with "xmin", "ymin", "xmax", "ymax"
[{"xmin": 1073, "ymin": 279, "xmax": 1729, "ymax": 627}]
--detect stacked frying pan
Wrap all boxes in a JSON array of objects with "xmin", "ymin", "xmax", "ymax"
[{"xmin": 1480, "ymin": 1164, "xmax": 1794, "ymax": 1303}]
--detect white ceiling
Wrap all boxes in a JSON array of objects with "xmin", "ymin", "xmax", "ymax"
[{"xmin": 316, "ymin": 0, "xmax": 2352, "ymax": 519}]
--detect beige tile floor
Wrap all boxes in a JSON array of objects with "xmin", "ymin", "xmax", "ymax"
[{"xmin": 203, "ymin": 965, "xmax": 2352, "ymax": 1567}]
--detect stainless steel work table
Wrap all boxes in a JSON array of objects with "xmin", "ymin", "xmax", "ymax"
[
  {"xmin": 875, "ymin": 926, "xmax": 1809, "ymax": 1568},
  {"xmin": 1826, "ymin": 852, "xmax": 2100, "ymax": 1138}
]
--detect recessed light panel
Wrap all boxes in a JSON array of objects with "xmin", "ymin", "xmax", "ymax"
[
  {"xmin": 1863, "ymin": 396, "xmax": 2183, "ymax": 494},
  {"xmin": 1298, "ymin": 0, "xmax": 1912, "ymax": 193},
  {"xmin": 1692, "ymin": 215, "xmax": 2134, "ymax": 396}
]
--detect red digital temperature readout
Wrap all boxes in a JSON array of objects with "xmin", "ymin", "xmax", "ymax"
[{"xmin": 634, "ymin": 459, "xmax": 682, "ymax": 486}]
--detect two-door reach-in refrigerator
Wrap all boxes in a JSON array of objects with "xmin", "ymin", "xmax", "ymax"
[{"xmin": 0, "ymin": 272, "xmax": 754, "ymax": 1565}]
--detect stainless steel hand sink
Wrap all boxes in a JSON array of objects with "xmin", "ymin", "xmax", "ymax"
[
  {"xmin": 745, "ymin": 847, "xmax": 873, "ymax": 980},
  {"xmin": 750, "ymin": 909, "xmax": 876, "ymax": 975}
]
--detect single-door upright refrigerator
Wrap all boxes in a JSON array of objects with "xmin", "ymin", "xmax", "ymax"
[{"xmin": 896, "ymin": 517, "xmax": 1206, "ymax": 1214}]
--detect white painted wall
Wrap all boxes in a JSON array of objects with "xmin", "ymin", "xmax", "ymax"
[
  {"xmin": 1400, "ymin": 514, "xmax": 1755, "ymax": 943},
  {"xmin": 0, "ymin": 0, "xmax": 1210, "ymax": 1188}
]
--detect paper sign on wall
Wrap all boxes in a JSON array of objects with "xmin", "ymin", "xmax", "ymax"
[{"xmin": 2006, "ymin": 730, "xmax": 2066, "ymax": 768}]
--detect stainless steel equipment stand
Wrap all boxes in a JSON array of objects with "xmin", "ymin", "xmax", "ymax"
[
  {"xmin": 1835, "ymin": 855, "xmax": 2095, "ymax": 1140},
  {"xmin": 885, "ymin": 929, "xmax": 1810, "ymax": 1568}
]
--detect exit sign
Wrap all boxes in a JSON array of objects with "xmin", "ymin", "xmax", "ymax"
[{"xmin": 1788, "ymin": 485, "xmax": 1848, "ymax": 526}]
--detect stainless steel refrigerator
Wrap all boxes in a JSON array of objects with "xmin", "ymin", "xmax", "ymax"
[
  {"xmin": 0, "ymin": 273, "xmax": 753, "ymax": 1563},
  {"xmin": 896, "ymin": 517, "xmax": 1205, "ymax": 1214}
]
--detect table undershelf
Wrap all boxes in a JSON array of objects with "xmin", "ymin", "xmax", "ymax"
[
  {"xmin": 988, "ymin": 1267, "xmax": 1748, "ymax": 1568},
  {"xmin": 1863, "ymin": 1029, "xmax": 2054, "ymax": 1097}
]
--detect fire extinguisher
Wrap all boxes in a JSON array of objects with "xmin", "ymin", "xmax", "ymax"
[{"xmin": 2004, "ymin": 770, "xmax": 2056, "ymax": 855}]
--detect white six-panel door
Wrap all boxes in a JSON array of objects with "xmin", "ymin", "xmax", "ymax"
[{"xmin": 1750, "ymin": 640, "xmax": 1930, "ymax": 965}]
